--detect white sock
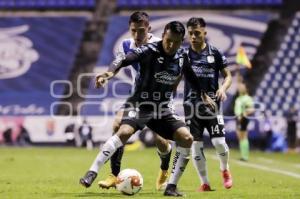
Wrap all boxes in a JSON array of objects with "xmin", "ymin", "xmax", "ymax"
[
  {"xmin": 89, "ymin": 135, "xmax": 123, "ymax": 173},
  {"xmin": 211, "ymin": 137, "xmax": 229, "ymax": 171},
  {"xmin": 192, "ymin": 141, "xmax": 209, "ymax": 185},
  {"xmin": 168, "ymin": 146, "xmax": 190, "ymax": 185}
]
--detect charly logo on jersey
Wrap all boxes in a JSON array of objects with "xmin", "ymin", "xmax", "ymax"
[
  {"xmin": 0, "ymin": 25, "xmax": 39, "ymax": 79},
  {"xmin": 154, "ymin": 71, "xmax": 179, "ymax": 85},
  {"xmin": 157, "ymin": 57, "xmax": 164, "ymax": 64}
]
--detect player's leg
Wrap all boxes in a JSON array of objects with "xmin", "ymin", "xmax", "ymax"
[
  {"xmin": 146, "ymin": 119, "xmax": 172, "ymax": 191},
  {"xmin": 207, "ymin": 115, "xmax": 232, "ymax": 189},
  {"xmin": 188, "ymin": 118, "xmax": 212, "ymax": 192},
  {"xmin": 154, "ymin": 134, "xmax": 172, "ymax": 190},
  {"xmin": 236, "ymin": 117, "xmax": 249, "ymax": 161},
  {"xmin": 79, "ymin": 124, "xmax": 135, "ymax": 188},
  {"xmin": 164, "ymin": 126, "xmax": 193, "ymax": 196},
  {"xmin": 98, "ymin": 109, "xmax": 125, "ymax": 189}
]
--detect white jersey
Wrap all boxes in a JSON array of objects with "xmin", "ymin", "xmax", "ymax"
[{"xmin": 115, "ymin": 33, "xmax": 160, "ymax": 85}]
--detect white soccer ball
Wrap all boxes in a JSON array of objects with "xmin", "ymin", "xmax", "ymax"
[{"xmin": 116, "ymin": 169, "xmax": 143, "ymax": 195}]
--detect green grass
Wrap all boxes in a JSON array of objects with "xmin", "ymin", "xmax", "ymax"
[{"xmin": 1, "ymin": 147, "xmax": 300, "ymax": 199}]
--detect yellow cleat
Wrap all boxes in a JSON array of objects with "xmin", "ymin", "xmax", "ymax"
[
  {"xmin": 98, "ymin": 174, "xmax": 117, "ymax": 189},
  {"xmin": 156, "ymin": 169, "xmax": 169, "ymax": 191}
]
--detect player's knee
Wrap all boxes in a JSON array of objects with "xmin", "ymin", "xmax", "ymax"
[
  {"xmin": 112, "ymin": 121, "xmax": 120, "ymax": 134},
  {"xmin": 180, "ymin": 132, "xmax": 193, "ymax": 147},
  {"xmin": 116, "ymin": 124, "xmax": 135, "ymax": 143},
  {"xmin": 112, "ymin": 116, "xmax": 122, "ymax": 133},
  {"xmin": 211, "ymin": 137, "xmax": 229, "ymax": 152}
]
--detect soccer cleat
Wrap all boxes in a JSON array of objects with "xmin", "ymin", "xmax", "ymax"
[
  {"xmin": 222, "ymin": 169, "xmax": 233, "ymax": 189},
  {"xmin": 164, "ymin": 184, "xmax": 184, "ymax": 197},
  {"xmin": 156, "ymin": 169, "xmax": 169, "ymax": 191},
  {"xmin": 197, "ymin": 183, "xmax": 212, "ymax": 192},
  {"xmin": 79, "ymin": 170, "xmax": 97, "ymax": 188},
  {"xmin": 98, "ymin": 173, "xmax": 117, "ymax": 189}
]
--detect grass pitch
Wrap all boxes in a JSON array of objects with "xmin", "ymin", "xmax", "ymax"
[{"xmin": 1, "ymin": 147, "xmax": 300, "ymax": 199}]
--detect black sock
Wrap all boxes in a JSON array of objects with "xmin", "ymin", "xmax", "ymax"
[
  {"xmin": 110, "ymin": 146, "xmax": 124, "ymax": 176},
  {"xmin": 158, "ymin": 149, "xmax": 172, "ymax": 170}
]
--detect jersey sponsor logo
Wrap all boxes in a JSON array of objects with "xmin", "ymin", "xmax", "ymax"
[
  {"xmin": 191, "ymin": 65, "xmax": 215, "ymax": 78},
  {"xmin": 0, "ymin": 25, "xmax": 39, "ymax": 79},
  {"xmin": 154, "ymin": 71, "xmax": 179, "ymax": 85}
]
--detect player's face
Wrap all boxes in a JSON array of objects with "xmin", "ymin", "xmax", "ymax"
[
  {"xmin": 162, "ymin": 30, "xmax": 183, "ymax": 55},
  {"xmin": 187, "ymin": 25, "xmax": 206, "ymax": 47},
  {"xmin": 129, "ymin": 21, "xmax": 150, "ymax": 47}
]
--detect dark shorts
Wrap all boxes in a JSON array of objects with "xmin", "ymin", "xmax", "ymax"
[
  {"xmin": 186, "ymin": 115, "xmax": 226, "ymax": 141},
  {"xmin": 184, "ymin": 103, "xmax": 225, "ymax": 141},
  {"xmin": 121, "ymin": 105, "xmax": 186, "ymax": 140},
  {"xmin": 236, "ymin": 116, "xmax": 249, "ymax": 131}
]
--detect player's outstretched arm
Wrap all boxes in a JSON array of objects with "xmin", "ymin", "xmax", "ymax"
[{"xmin": 94, "ymin": 52, "xmax": 140, "ymax": 88}]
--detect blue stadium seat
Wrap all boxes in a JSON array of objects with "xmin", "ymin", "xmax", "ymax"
[
  {"xmin": 115, "ymin": 0, "xmax": 282, "ymax": 9},
  {"xmin": 255, "ymin": 12, "xmax": 300, "ymax": 116},
  {"xmin": 0, "ymin": 0, "xmax": 95, "ymax": 9}
]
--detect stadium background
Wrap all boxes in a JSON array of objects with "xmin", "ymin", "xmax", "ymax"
[
  {"xmin": 1, "ymin": 0, "xmax": 300, "ymax": 198},
  {"xmin": 0, "ymin": 0, "xmax": 299, "ymax": 150}
]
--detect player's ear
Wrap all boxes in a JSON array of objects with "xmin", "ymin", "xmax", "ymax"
[
  {"xmin": 148, "ymin": 26, "xmax": 151, "ymax": 32},
  {"xmin": 204, "ymin": 31, "xmax": 207, "ymax": 36}
]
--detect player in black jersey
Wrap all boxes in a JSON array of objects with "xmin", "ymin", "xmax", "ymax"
[
  {"xmin": 80, "ymin": 11, "xmax": 172, "ymax": 191},
  {"xmin": 184, "ymin": 17, "xmax": 233, "ymax": 191},
  {"xmin": 92, "ymin": 21, "xmax": 198, "ymax": 197}
]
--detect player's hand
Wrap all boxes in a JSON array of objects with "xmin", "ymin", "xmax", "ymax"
[
  {"xmin": 201, "ymin": 92, "xmax": 217, "ymax": 111},
  {"xmin": 216, "ymin": 87, "xmax": 227, "ymax": 101},
  {"xmin": 95, "ymin": 72, "xmax": 114, "ymax": 88}
]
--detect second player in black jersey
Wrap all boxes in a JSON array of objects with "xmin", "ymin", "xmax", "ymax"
[{"xmin": 184, "ymin": 17, "xmax": 233, "ymax": 192}]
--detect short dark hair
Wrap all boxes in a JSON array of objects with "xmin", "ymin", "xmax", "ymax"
[
  {"xmin": 163, "ymin": 21, "xmax": 185, "ymax": 39},
  {"xmin": 187, "ymin": 17, "xmax": 206, "ymax": 28},
  {"xmin": 129, "ymin": 11, "xmax": 149, "ymax": 26}
]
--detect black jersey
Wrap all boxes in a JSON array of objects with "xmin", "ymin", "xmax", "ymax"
[
  {"xmin": 184, "ymin": 44, "xmax": 228, "ymax": 104},
  {"xmin": 117, "ymin": 41, "xmax": 188, "ymax": 105}
]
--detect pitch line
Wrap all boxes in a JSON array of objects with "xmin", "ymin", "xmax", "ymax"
[{"xmin": 209, "ymin": 155, "xmax": 300, "ymax": 179}]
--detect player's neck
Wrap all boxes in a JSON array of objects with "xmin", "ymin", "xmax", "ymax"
[{"xmin": 191, "ymin": 42, "xmax": 206, "ymax": 53}]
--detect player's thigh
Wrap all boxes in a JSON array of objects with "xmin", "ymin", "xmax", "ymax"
[
  {"xmin": 113, "ymin": 109, "xmax": 124, "ymax": 133},
  {"xmin": 186, "ymin": 117, "xmax": 205, "ymax": 142},
  {"xmin": 121, "ymin": 107, "xmax": 153, "ymax": 133},
  {"xmin": 147, "ymin": 112, "xmax": 186, "ymax": 141},
  {"xmin": 173, "ymin": 126, "xmax": 193, "ymax": 148},
  {"xmin": 116, "ymin": 124, "xmax": 136, "ymax": 143}
]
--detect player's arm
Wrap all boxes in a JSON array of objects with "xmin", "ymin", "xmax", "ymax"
[
  {"xmin": 95, "ymin": 52, "xmax": 139, "ymax": 88},
  {"xmin": 172, "ymin": 75, "xmax": 182, "ymax": 97},
  {"xmin": 216, "ymin": 68, "xmax": 232, "ymax": 101},
  {"xmin": 215, "ymin": 50, "xmax": 232, "ymax": 101}
]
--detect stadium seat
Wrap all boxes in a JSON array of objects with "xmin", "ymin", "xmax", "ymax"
[{"xmin": 255, "ymin": 12, "xmax": 300, "ymax": 116}]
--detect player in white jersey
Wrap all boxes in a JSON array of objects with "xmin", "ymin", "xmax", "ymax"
[{"xmin": 80, "ymin": 11, "xmax": 172, "ymax": 191}]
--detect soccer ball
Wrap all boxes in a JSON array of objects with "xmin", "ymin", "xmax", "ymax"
[{"xmin": 116, "ymin": 169, "xmax": 143, "ymax": 195}]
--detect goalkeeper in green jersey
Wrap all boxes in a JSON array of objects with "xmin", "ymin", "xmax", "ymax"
[{"xmin": 234, "ymin": 83, "xmax": 254, "ymax": 161}]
